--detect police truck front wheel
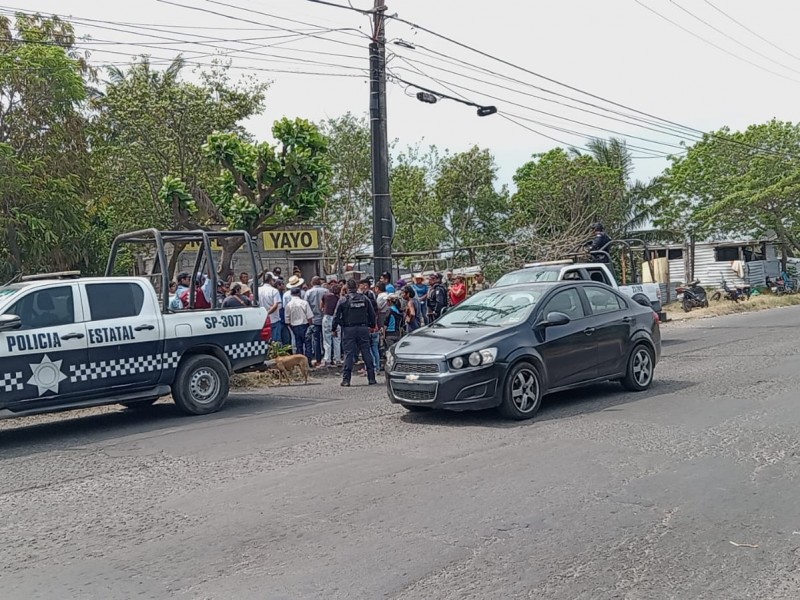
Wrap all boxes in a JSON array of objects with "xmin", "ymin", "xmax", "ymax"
[{"xmin": 173, "ymin": 355, "xmax": 230, "ymax": 415}]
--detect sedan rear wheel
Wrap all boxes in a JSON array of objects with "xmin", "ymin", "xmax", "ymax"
[
  {"xmin": 499, "ymin": 362, "xmax": 542, "ymax": 420},
  {"xmin": 621, "ymin": 344, "xmax": 655, "ymax": 392}
]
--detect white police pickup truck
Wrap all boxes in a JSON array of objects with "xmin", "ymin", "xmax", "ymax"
[
  {"xmin": 0, "ymin": 229, "xmax": 271, "ymax": 419},
  {"xmin": 495, "ymin": 261, "xmax": 665, "ymax": 318}
]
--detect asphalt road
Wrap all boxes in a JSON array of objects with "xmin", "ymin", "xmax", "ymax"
[{"xmin": 2, "ymin": 307, "xmax": 800, "ymax": 600}]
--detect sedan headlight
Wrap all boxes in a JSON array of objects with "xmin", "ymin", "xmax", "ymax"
[
  {"xmin": 385, "ymin": 351, "xmax": 395, "ymax": 370},
  {"xmin": 450, "ymin": 347, "xmax": 497, "ymax": 370}
]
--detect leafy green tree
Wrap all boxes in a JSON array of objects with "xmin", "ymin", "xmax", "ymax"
[
  {"xmin": 162, "ymin": 118, "xmax": 333, "ymax": 277},
  {"xmin": 317, "ymin": 113, "xmax": 372, "ymax": 275},
  {"xmin": 433, "ymin": 146, "xmax": 509, "ymax": 265},
  {"xmin": 0, "ymin": 13, "xmax": 97, "ymax": 278},
  {"xmin": 390, "ymin": 145, "xmax": 445, "ymax": 268},
  {"xmin": 90, "ymin": 57, "xmax": 268, "ymax": 247},
  {"xmin": 657, "ymin": 120, "xmax": 800, "ymax": 253},
  {"xmin": 509, "ymin": 148, "xmax": 626, "ymax": 263}
]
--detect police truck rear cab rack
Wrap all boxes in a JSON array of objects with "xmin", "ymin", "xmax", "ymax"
[{"xmin": 0, "ymin": 229, "xmax": 271, "ymax": 420}]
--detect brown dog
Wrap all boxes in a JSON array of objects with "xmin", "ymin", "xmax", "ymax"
[{"xmin": 273, "ymin": 354, "xmax": 310, "ymax": 385}]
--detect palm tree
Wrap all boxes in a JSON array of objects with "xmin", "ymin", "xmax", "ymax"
[{"xmin": 576, "ymin": 138, "xmax": 669, "ymax": 242}]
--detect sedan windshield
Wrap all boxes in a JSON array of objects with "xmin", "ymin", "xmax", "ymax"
[
  {"xmin": 436, "ymin": 289, "xmax": 543, "ymax": 327},
  {"xmin": 494, "ymin": 268, "xmax": 560, "ymax": 288}
]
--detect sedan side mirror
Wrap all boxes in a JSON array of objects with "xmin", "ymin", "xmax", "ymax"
[
  {"xmin": 0, "ymin": 314, "xmax": 22, "ymax": 332},
  {"xmin": 538, "ymin": 311, "xmax": 571, "ymax": 328}
]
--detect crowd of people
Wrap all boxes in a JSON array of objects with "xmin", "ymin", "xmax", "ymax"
[{"xmin": 166, "ymin": 265, "xmax": 491, "ymax": 384}]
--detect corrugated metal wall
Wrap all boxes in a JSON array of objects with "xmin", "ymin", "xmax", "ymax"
[{"xmin": 647, "ymin": 243, "xmax": 782, "ymax": 299}]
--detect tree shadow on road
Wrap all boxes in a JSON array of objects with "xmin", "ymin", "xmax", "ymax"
[{"xmin": 399, "ymin": 379, "xmax": 696, "ymax": 429}]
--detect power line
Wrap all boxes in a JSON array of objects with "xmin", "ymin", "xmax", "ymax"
[
  {"xmin": 156, "ymin": 0, "xmax": 369, "ymax": 50},
  {"xmin": 667, "ymin": 0, "xmax": 800, "ymax": 77},
  {"xmin": 387, "ymin": 60, "xmax": 671, "ymax": 158},
  {"xmin": 1, "ymin": 6, "xmax": 367, "ymax": 73},
  {"xmin": 383, "ymin": 11, "xmax": 710, "ymax": 139},
  {"xmin": 389, "ymin": 49, "xmax": 704, "ymax": 143},
  {"xmin": 390, "ymin": 69, "xmax": 686, "ymax": 152},
  {"xmin": 632, "ymin": 0, "xmax": 800, "ymax": 85},
  {"xmin": 383, "ymin": 10, "xmax": 800, "ymax": 160},
  {"xmin": 702, "ymin": 0, "xmax": 800, "ymax": 64}
]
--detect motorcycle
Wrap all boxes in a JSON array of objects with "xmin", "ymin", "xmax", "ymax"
[
  {"xmin": 766, "ymin": 273, "xmax": 796, "ymax": 295},
  {"xmin": 676, "ymin": 280, "xmax": 709, "ymax": 312},
  {"xmin": 711, "ymin": 278, "xmax": 751, "ymax": 303}
]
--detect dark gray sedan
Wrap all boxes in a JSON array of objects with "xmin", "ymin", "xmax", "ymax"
[{"xmin": 385, "ymin": 281, "xmax": 661, "ymax": 420}]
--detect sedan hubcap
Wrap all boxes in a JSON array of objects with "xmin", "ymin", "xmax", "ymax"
[
  {"xmin": 511, "ymin": 369, "xmax": 539, "ymax": 413},
  {"xmin": 190, "ymin": 368, "xmax": 220, "ymax": 404},
  {"xmin": 632, "ymin": 349, "xmax": 652, "ymax": 387}
]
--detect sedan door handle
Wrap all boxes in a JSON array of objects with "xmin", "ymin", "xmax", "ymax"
[
  {"xmin": 622, "ymin": 316, "xmax": 632, "ymax": 323},
  {"xmin": 134, "ymin": 324, "xmax": 156, "ymax": 331},
  {"xmin": 62, "ymin": 332, "xmax": 85, "ymax": 340},
  {"xmin": 583, "ymin": 327, "xmax": 596, "ymax": 336}
]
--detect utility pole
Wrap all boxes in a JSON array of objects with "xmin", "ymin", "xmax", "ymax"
[{"xmin": 369, "ymin": 0, "xmax": 392, "ymax": 279}]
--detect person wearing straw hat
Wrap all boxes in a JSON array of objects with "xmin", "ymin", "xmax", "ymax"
[{"xmin": 411, "ymin": 273, "xmax": 429, "ymax": 323}]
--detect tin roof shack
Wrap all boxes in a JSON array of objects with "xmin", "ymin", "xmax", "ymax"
[{"xmin": 643, "ymin": 240, "xmax": 781, "ymax": 298}]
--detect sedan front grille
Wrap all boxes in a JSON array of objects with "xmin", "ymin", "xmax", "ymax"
[
  {"xmin": 394, "ymin": 362, "xmax": 440, "ymax": 374},
  {"xmin": 392, "ymin": 386, "xmax": 437, "ymax": 402}
]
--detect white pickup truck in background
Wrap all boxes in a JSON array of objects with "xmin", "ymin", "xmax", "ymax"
[{"xmin": 494, "ymin": 260, "xmax": 665, "ymax": 318}]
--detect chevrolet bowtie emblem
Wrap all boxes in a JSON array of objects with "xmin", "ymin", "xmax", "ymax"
[{"xmin": 405, "ymin": 374, "xmax": 420, "ymax": 382}]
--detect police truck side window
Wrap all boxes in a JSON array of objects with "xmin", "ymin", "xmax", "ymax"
[
  {"xmin": 86, "ymin": 283, "xmax": 145, "ymax": 321},
  {"xmin": 7, "ymin": 286, "xmax": 75, "ymax": 330}
]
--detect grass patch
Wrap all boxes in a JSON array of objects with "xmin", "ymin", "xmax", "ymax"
[{"xmin": 665, "ymin": 292, "xmax": 800, "ymax": 322}]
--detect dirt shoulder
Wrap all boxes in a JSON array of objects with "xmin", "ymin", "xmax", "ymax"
[{"xmin": 664, "ymin": 293, "xmax": 800, "ymax": 322}]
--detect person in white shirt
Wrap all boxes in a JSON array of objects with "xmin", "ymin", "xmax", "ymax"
[
  {"xmin": 258, "ymin": 273, "xmax": 283, "ymax": 342},
  {"xmin": 285, "ymin": 287, "xmax": 313, "ymax": 363}
]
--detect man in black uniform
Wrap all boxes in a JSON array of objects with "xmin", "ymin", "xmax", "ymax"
[
  {"xmin": 333, "ymin": 278, "xmax": 377, "ymax": 387},
  {"xmin": 426, "ymin": 272, "xmax": 449, "ymax": 322},
  {"xmin": 586, "ymin": 222, "xmax": 612, "ymax": 263}
]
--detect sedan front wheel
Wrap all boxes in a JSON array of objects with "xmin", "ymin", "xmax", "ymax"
[{"xmin": 499, "ymin": 362, "xmax": 543, "ymax": 420}]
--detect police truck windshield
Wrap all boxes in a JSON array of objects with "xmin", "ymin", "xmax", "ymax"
[{"xmin": 0, "ymin": 285, "xmax": 23, "ymax": 305}]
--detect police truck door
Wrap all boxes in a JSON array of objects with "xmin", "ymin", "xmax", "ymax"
[
  {"xmin": 81, "ymin": 281, "xmax": 163, "ymax": 390},
  {"xmin": 0, "ymin": 283, "xmax": 90, "ymax": 405}
]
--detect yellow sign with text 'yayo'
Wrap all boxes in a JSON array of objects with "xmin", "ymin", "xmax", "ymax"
[{"xmin": 263, "ymin": 229, "xmax": 321, "ymax": 252}]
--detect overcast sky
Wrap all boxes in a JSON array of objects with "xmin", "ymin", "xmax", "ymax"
[{"xmin": 9, "ymin": 0, "xmax": 800, "ymax": 188}]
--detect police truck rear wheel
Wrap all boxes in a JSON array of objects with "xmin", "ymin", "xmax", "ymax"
[{"xmin": 173, "ymin": 355, "xmax": 229, "ymax": 415}]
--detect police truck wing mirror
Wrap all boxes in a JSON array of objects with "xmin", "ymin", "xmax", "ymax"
[{"xmin": 0, "ymin": 314, "xmax": 22, "ymax": 332}]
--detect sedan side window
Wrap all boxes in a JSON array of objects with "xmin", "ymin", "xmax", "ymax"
[
  {"xmin": 585, "ymin": 286, "xmax": 623, "ymax": 314},
  {"xmin": 6, "ymin": 286, "xmax": 75, "ymax": 330},
  {"xmin": 542, "ymin": 289, "xmax": 585, "ymax": 321}
]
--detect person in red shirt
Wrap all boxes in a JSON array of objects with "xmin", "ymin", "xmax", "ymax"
[{"xmin": 449, "ymin": 275, "xmax": 467, "ymax": 307}]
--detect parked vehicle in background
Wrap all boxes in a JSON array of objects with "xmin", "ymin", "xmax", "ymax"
[
  {"xmin": 0, "ymin": 230, "xmax": 270, "ymax": 421},
  {"xmin": 711, "ymin": 277, "xmax": 751, "ymax": 303},
  {"xmin": 495, "ymin": 261, "xmax": 664, "ymax": 319},
  {"xmin": 386, "ymin": 281, "xmax": 661, "ymax": 420},
  {"xmin": 676, "ymin": 280, "xmax": 709, "ymax": 312},
  {"xmin": 766, "ymin": 272, "xmax": 797, "ymax": 295}
]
